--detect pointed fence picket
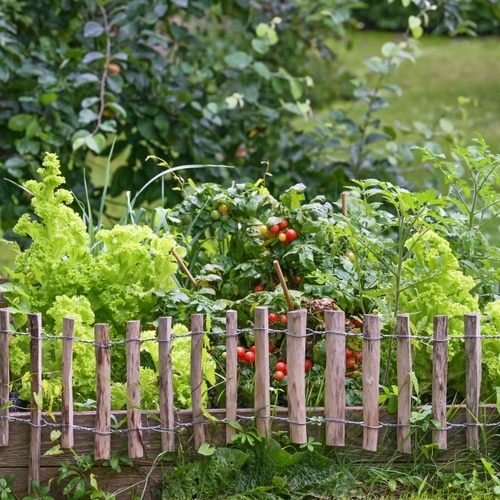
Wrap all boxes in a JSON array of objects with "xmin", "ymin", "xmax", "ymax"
[{"xmin": 0, "ymin": 305, "xmax": 498, "ymax": 499}]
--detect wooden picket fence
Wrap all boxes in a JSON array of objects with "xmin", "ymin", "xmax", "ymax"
[{"xmin": 0, "ymin": 306, "xmax": 499, "ymax": 499}]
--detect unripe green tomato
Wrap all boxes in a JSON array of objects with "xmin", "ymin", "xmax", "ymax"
[
  {"xmin": 210, "ymin": 209, "xmax": 221, "ymax": 220},
  {"xmin": 220, "ymin": 214, "xmax": 229, "ymax": 222}
]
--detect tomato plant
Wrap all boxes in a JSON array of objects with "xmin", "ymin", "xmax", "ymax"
[
  {"xmin": 237, "ymin": 347, "xmax": 246, "ymax": 360},
  {"xmin": 346, "ymin": 357, "xmax": 356, "ymax": 369},
  {"xmin": 210, "ymin": 209, "xmax": 221, "ymax": 221},
  {"xmin": 245, "ymin": 351, "xmax": 256, "ymax": 364},
  {"xmin": 268, "ymin": 313, "xmax": 279, "ymax": 323},
  {"xmin": 276, "ymin": 361, "xmax": 287, "ymax": 375}
]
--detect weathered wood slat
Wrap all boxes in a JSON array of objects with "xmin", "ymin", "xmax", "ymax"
[
  {"xmin": 254, "ymin": 306, "xmax": 270, "ymax": 438},
  {"xmin": 287, "ymin": 309, "xmax": 307, "ymax": 444},
  {"xmin": 397, "ymin": 314, "xmax": 412, "ymax": 454},
  {"xmin": 61, "ymin": 317, "xmax": 74, "ymax": 449},
  {"xmin": 0, "ymin": 308, "xmax": 10, "ymax": 447},
  {"xmin": 432, "ymin": 315, "xmax": 448, "ymax": 449},
  {"xmin": 225, "ymin": 310, "xmax": 238, "ymax": 444},
  {"xmin": 95, "ymin": 323, "xmax": 111, "ymax": 460},
  {"xmin": 28, "ymin": 313, "xmax": 42, "ymax": 493},
  {"xmin": 158, "ymin": 316, "xmax": 175, "ymax": 452},
  {"xmin": 190, "ymin": 314, "xmax": 205, "ymax": 450},
  {"xmin": 362, "ymin": 314, "xmax": 381, "ymax": 452},
  {"xmin": 126, "ymin": 321, "xmax": 144, "ymax": 459},
  {"xmin": 324, "ymin": 310, "xmax": 346, "ymax": 447},
  {"xmin": 464, "ymin": 313, "xmax": 482, "ymax": 450}
]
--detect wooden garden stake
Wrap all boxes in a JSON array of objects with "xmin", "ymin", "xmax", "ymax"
[
  {"xmin": 432, "ymin": 315, "xmax": 448, "ymax": 450},
  {"xmin": 362, "ymin": 314, "xmax": 381, "ymax": 452},
  {"xmin": 126, "ymin": 321, "xmax": 144, "ymax": 458},
  {"xmin": 158, "ymin": 316, "xmax": 175, "ymax": 452},
  {"xmin": 254, "ymin": 307, "xmax": 270, "ymax": 438},
  {"xmin": 287, "ymin": 309, "xmax": 307, "ymax": 444},
  {"xmin": 225, "ymin": 310, "xmax": 238, "ymax": 444},
  {"xmin": 191, "ymin": 314, "xmax": 205, "ymax": 450},
  {"xmin": 341, "ymin": 192, "xmax": 348, "ymax": 216},
  {"xmin": 0, "ymin": 308, "xmax": 10, "ymax": 447},
  {"xmin": 95, "ymin": 323, "xmax": 111, "ymax": 460},
  {"xmin": 61, "ymin": 317, "xmax": 74, "ymax": 449},
  {"xmin": 172, "ymin": 247, "xmax": 199, "ymax": 289},
  {"xmin": 324, "ymin": 310, "xmax": 346, "ymax": 447},
  {"xmin": 273, "ymin": 260, "xmax": 294, "ymax": 311},
  {"xmin": 464, "ymin": 313, "xmax": 482, "ymax": 450},
  {"xmin": 396, "ymin": 314, "xmax": 412, "ymax": 454},
  {"xmin": 28, "ymin": 313, "xmax": 42, "ymax": 493}
]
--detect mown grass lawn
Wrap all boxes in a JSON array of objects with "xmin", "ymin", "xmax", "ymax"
[
  {"xmin": 311, "ymin": 30, "xmax": 500, "ymax": 188},
  {"xmin": 324, "ymin": 30, "xmax": 500, "ymax": 147}
]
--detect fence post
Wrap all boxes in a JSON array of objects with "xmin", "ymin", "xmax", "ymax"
[
  {"xmin": 324, "ymin": 310, "xmax": 346, "ymax": 447},
  {"xmin": 95, "ymin": 323, "xmax": 111, "ymax": 460},
  {"xmin": 126, "ymin": 321, "xmax": 144, "ymax": 458},
  {"xmin": 61, "ymin": 317, "xmax": 74, "ymax": 449},
  {"xmin": 225, "ymin": 310, "xmax": 238, "ymax": 444},
  {"xmin": 254, "ymin": 306, "xmax": 270, "ymax": 438},
  {"xmin": 158, "ymin": 316, "xmax": 175, "ymax": 452},
  {"xmin": 191, "ymin": 314, "xmax": 205, "ymax": 450},
  {"xmin": 287, "ymin": 309, "xmax": 307, "ymax": 444},
  {"xmin": 397, "ymin": 314, "xmax": 412, "ymax": 453},
  {"xmin": 432, "ymin": 315, "xmax": 448, "ymax": 450},
  {"xmin": 0, "ymin": 309, "xmax": 10, "ymax": 447},
  {"xmin": 362, "ymin": 314, "xmax": 380, "ymax": 452},
  {"xmin": 464, "ymin": 313, "xmax": 482, "ymax": 450},
  {"xmin": 28, "ymin": 313, "xmax": 42, "ymax": 493}
]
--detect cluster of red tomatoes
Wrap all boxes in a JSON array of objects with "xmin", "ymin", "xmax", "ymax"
[
  {"xmin": 236, "ymin": 342, "xmax": 275, "ymax": 364},
  {"xmin": 273, "ymin": 358, "xmax": 313, "ymax": 381},
  {"xmin": 346, "ymin": 347, "xmax": 363, "ymax": 370},
  {"xmin": 259, "ymin": 219, "xmax": 297, "ymax": 244}
]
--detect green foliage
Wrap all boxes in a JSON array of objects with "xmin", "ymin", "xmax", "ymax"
[
  {"xmin": 161, "ymin": 438, "xmax": 354, "ymax": 500},
  {"xmin": 2, "ymin": 153, "xmax": 184, "ymax": 406}
]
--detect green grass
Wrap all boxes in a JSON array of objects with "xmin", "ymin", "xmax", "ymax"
[
  {"xmin": 315, "ymin": 31, "xmax": 500, "ymax": 187},
  {"xmin": 326, "ymin": 31, "xmax": 500, "ymax": 145}
]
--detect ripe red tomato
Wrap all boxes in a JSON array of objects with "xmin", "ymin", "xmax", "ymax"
[
  {"xmin": 294, "ymin": 276, "xmax": 302, "ymax": 285},
  {"xmin": 250, "ymin": 345, "xmax": 256, "ymax": 353},
  {"xmin": 276, "ymin": 361, "xmax": 287, "ymax": 375},
  {"xmin": 352, "ymin": 318, "xmax": 363, "ymax": 328},
  {"xmin": 269, "ymin": 224, "xmax": 280, "ymax": 234},
  {"xmin": 278, "ymin": 233, "xmax": 287, "ymax": 242},
  {"xmin": 278, "ymin": 220, "xmax": 288, "ymax": 230},
  {"xmin": 273, "ymin": 370, "xmax": 285, "ymax": 381},
  {"xmin": 304, "ymin": 359, "xmax": 313, "ymax": 372},
  {"xmin": 346, "ymin": 348, "xmax": 354, "ymax": 359},
  {"xmin": 268, "ymin": 312, "xmax": 279, "ymax": 323},
  {"xmin": 346, "ymin": 357, "xmax": 356, "ymax": 369},
  {"xmin": 285, "ymin": 229, "xmax": 297, "ymax": 241},
  {"xmin": 268, "ymin": 342, "xmax": 275, "ymax": 353},
  {"xmin": 245, "ymin": 351, "xmax": 256, "ymax": 364},
  {"xmin": 254, "ymin": 284, "xmax": 265, "ymax": 293},
  {"xmin": 354, "ymin": 351, "xmax": 363, "ymax": 362},
  {"xmin": 237, "ymin": 346, "xmax": 246, "ymax": 360}
]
